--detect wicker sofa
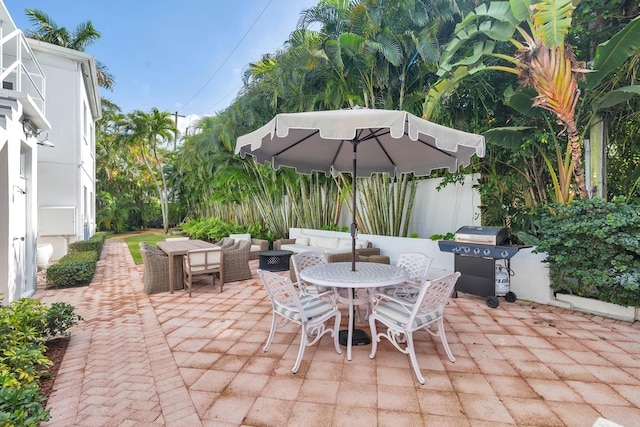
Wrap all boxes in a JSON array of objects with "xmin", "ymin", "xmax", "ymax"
[
  {"xmin": 273, "ymin": 236, "xmax": 381, "ymax": 263},
  {"xmin": 274, "ymin": 235, "xmax": 382, "ymax": 282}
]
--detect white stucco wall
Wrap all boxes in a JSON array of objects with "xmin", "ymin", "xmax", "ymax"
[{"xmin": 30, "ymin": 43, "xmax": 99, "ymax": 260}]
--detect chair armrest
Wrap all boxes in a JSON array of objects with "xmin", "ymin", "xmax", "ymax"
[
  {"xmin": 371, "ymin": 292, "xmax": 414, "ymax": 312},
  {"xmin": 251, "ymin": 238, "xmax": 269, "ymax": 251},
  {"xmin": 273, "ymin": 239, "xmax": 295, "ymax": 250},
  {"xmin": 356, "ymin": 247, "xmax": 380, "ymax": 257}
]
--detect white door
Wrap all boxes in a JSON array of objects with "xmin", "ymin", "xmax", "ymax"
[{"xmin": 14, "ymin": 176, "xmax": 27, "ymax": 298}]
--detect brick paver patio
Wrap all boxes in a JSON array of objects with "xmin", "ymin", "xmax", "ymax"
[{"xmin": 34, "ymin": 239, "xmax": 640, "ymax": 426}]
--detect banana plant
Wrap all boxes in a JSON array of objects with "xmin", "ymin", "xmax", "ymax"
[
  {"xmin": 426, "ymin": 0, "xmax": 640, "ymax": 201},
  {"xmin": 424, "ymin": 0, "xmax": 590, "ymax": 199}
]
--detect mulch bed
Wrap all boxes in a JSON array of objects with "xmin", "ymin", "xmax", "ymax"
[{"xmin": 38, "ymin": 337, "xmax": 70, "ymax": 406}]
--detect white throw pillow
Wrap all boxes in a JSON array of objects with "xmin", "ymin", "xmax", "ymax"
[
  {"xmin": 355, "ymin": 239, "xmax": 369, "ymax": 249},
  {"xmin": 337, "ymin": 239, "xmax": 351, "ymax": 249},
  {"xmin": 315, "ymin": 236, "xmax": 340, "ymax": 249},
  {"xmin": 295, "ymin": 237, "xmax": 310, "ymax": 246},
  {"xmin": 229, "ymin": 233, "xmax": 251, "ymax": 242}
]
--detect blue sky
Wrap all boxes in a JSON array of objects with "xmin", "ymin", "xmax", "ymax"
[{"xmin": 4, "ymin": 0, "xmax": 318, "ymax": 118}]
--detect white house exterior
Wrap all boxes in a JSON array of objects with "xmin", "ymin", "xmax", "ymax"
[
  {"xmin": 0, "ymin": 2, "xmax": 49, "ymax": 304},
  {"xmin": 0, "ymin": 2, "xmax": 100, "ymax": 304},
  {"xmin": 28, "ymin": 40, "xmax": 101, "ymax": 262}
]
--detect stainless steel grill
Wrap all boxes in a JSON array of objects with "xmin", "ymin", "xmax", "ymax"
[
  {"xmin": 438, "ymin": 226, "xmax": 523, "ymax": 308},
  {"xmin": 454, "ymin": 225, "xmax": 509, "ymax": 245}
]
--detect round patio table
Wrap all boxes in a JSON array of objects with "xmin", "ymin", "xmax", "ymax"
[{"xmin": 299, "ymin": 262, "xmax": 408, "ymax": 361}]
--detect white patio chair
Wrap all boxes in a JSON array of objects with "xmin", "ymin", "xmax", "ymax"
[
  {"xmin": 257, "ymin": 269, "xmax": 342, "ymax": 373},
  {"xmin": 183, "ymin": 247, "xmax": 224, "ymax": 296},
  {"xmin": 378, "ymin": 252, "xmax": 433, "ymax": 301},
  {"xmin": 369, "ymin": 272, "xmax": 461, "ymax": 384},
  {"xmin": 291, "ymin": 251, "xmax": 370, "ymax": 320},
  {"xmin": 290, "ymin": 251, "xmax": 333, "ymax": 298}
]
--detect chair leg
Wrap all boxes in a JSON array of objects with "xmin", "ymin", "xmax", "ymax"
[
  {"xmin": 406, "ymin": 332, "xmax": 426, "ymax": 384},
  {"xmin": 437, "ymin": 318, "xmax": 456, "ymax": 363},
  {"xmin": 186, "ymin": 272, "xmax": 192, "ymax": 297},
  {"xmin": 332, "ymin": 312, "xmax": 342, "ymax": 354},
  {"xmin": 292, "ymin": 328, "xmax": 308, "ymax": 374},
  {"xmin": 263, "ymin": 314, "xmax": 277, "ymax": 353},
  {"xmin": 368, "ymin": 316, "xmax": 379, "ymax": 359}
]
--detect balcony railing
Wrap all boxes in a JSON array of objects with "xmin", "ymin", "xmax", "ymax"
[{"xmin": 0, "ymin": 26, "xmax": 46, "ymax": 115}]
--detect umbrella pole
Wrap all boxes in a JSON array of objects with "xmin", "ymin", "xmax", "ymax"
[{"xmin": 351, "ymin": 140, "xmax": 357, "ymax": 272}]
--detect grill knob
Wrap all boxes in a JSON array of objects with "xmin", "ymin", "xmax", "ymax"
[
  {"xmin": 463, "ymin": 246, "xmax": 470, "ymax": 253},
  {"xmin": 473, "ymin": 247, "xmax": 480, "ymax": 255},
  {"xmin": 454, "ymin": 246, "xmax": 461, "ymax": 253},
  {"xmin": 483, "ymin": 249, "xmax": 491, "ymax": 256},
  {"xmin": 501, "ymin": 250, "xmax": 509, "ymax": 258}
]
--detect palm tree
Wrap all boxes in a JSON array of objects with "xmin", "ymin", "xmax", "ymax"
[
  {"xmin": 119, "ymin": 108, "xmax": 176, "ymax": 233},
  {"xmin": 24, "ymin": 8, "xmax": 115, "ymax": 90}
]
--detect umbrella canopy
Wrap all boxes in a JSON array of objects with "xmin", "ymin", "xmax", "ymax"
[{"xmin": 235, "ymin": 108, "xmax": 485, "ymax": 270}]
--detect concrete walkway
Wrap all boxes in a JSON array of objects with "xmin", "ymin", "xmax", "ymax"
[{"xmin": 34, "ymin": 239, "xmax": 640, "ymax": 426}]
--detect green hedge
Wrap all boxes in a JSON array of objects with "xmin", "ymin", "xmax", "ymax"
[
  {"xmin": 45, "ymin": 251, "xmax": 98, "ymax": 288},
  {"xmin": 68, "ymin": 232, "xmax": 107, "ymax": 258},
  {"xmin": 529, "ymin": 199, "xmax": 640, "ymax": 307}
]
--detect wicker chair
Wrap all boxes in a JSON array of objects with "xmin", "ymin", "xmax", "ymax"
[
  {"xmin": 222, "ymin": 240, "xmax": 252, "ymax": 282},
  {"xmin": 139, "ymin": 242, "xmax": 169, "ymax": 294}
]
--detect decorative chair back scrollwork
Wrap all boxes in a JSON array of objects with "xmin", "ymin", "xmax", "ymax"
[{"xmin": 379, "ymin": 252, "xmax": 433, "ymax": 301}]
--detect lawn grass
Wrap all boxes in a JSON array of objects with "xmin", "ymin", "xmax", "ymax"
[{"xmin": 108, "ymin": 231, "xmax": 174, "ymax": 265}]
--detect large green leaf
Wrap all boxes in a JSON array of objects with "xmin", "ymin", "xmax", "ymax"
[
  {"xmin": 531, "ymin": 0, "xmax": 574, "ymax": 47},
  {"xmin": 504, "ymin": 87, "xmax": 538, "ymax": 116},
  {"xmin": 483, "ymin": 126, "xmax": 536, "ymax": 148},
  {"xmin": 459, "ymin": 2, "xmax": 520, "ymax": 28},
  {"xmin": 593, "ymin": 85, "xmax": 640, "ymax": 111},
  {"xmin": 585, "ymin": 15, "xmax": 640, "ymax": 89},
  {"xmin": 509, "ymin": 0, "xmax": 533, "ymax": 21}
]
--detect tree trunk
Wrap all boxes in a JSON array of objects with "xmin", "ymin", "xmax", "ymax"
[{"xmin": 566, "ymin": 120, "xmax": 589, "ymax": 200}]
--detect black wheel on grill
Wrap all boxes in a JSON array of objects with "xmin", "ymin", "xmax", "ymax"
[
  {"xmin": 486, "ymin": 295, "xmax": 499, "ymax": 308},
  {"xmin": 505, "ymin": 291, "xmax": 517, "ymax": 303}
]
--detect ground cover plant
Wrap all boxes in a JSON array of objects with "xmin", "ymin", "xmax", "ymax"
[{"xmin": 0, "ymin": 298, "xmax": 82, "ymax": 426}]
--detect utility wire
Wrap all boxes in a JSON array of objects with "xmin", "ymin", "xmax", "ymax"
[
  {"xmin": 181, "ymin": 0, "xmax": 274, "ymax": 109},
  {"xmin": 198, "ymin": 83, "xmax": 243, "ymax": 116}
]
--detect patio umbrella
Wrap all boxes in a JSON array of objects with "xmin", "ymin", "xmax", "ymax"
[{"xmin": 235, "ymin": 107, "xmax": 485, "ymax": 271}]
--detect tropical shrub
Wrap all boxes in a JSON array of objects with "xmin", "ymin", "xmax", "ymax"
[
  {"xmin": 181, "ymin": 218, "xmax": 272, "ymax": 242},
  {"xmin": 0, "ymin": 298, "xmax": 82, "ymax": 426},
  {"xmin": 45, "ymin": 251, "xmax": 99, "ymax": 288},
  {"xmin": 529, "ymin": 199, "xmax": 640, "ymax": 306}
]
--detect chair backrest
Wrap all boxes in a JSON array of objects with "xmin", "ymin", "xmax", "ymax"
[
  {"xmin": 410, "ymin": 272, "xmax": 461, "ymax": 322},
  {"xmin": 291, "ymin": 251, "xmax": 328, "ymax": 284},
  {"xmin": 166, "ymin": 237, "xmax": 190, "ymax": 241},
  {"xmin": 396, "ymin": 252, "xmax": 433, "ymax": 285},
  {"xmin": 186, "ymin": 247, "xmax": 223, "ymax": 273},
  {"xmin": 257, "ymin": 269, "xmax": 304, "ymax": 316}
]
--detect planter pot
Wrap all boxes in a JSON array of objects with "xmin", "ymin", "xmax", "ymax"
[{"xmin": 552, "ymin": 293, "xmax": 637, "ymax": 322}]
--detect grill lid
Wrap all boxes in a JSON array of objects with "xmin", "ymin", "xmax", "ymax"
[{"xmin": 454, "ymin": 226, "xmax": 509, "ymax": 245}]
